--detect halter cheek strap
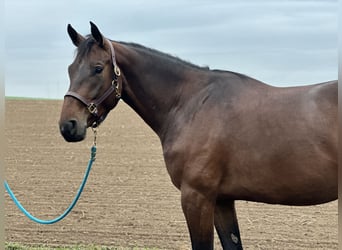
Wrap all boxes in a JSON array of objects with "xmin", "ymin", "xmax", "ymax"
[
  {"xmin": 108, "ymin": 39, "xmax": 121, "ymax": 78},
  {"xmin": 64, "ymin": 39, "xmax": 122, "ymax": 121}
]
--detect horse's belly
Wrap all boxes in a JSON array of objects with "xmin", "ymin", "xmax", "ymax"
[{"xmin": 219, "ymin": 160, "xmax": 337, "ymax": 206}]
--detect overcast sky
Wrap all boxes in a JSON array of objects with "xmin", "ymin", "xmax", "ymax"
[{"xmin": 5, "ymin": 0, "xmax": 337, "ymax": 99}]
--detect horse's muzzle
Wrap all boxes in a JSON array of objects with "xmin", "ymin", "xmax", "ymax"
[{"xmin": 59, "ymin": 119, "xmax": 86, "ymax": 142}]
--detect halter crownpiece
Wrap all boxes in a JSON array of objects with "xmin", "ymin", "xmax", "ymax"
[{"xmin": 64, "ymin": 38, "xmax": 122, "ymax": 124}]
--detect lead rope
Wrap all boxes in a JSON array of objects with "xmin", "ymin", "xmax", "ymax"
[{"xmin": 4, "ymin": 128, "xmax": 98, "ymax": 224}]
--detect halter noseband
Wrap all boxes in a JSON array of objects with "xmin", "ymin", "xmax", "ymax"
[{"xmin": 64, "ymin": 39, "xmax": 121, "ymax": 126}]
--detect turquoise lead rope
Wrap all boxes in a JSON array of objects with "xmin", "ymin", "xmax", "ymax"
[{"xmin": 4, "ymin": 127, "xmax": 98, "ymax": 224}]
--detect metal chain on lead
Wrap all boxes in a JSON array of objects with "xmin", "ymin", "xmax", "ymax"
[{"xmin": 92, "ymin": 124, "xmax": 98, "ymax": 147}]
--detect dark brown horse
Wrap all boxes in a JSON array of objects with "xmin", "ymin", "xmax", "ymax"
[{"xmin": 59, "ymin": 22, "xmax": 337, "ymax": 250}]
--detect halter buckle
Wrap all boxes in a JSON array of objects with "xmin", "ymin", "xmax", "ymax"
[
  {"xmin": 87, "ymin": 103, "xmax": 98, "ymax": 115},
  {"xmin": 112, "ymin": 79, "xmax": 121, "ymax": 99}
]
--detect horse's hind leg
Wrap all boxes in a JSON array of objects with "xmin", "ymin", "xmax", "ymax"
[{"xmin": 214, "ymin": 200, "xmax": 243, "ymax": 250}]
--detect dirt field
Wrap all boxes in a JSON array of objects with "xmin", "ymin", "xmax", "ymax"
[{"xmin": 5, "ymin": 99, "xmax": 337, "ymax": 250}]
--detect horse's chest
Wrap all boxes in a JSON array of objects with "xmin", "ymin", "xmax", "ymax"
[{"xmin": 162, "ymin": 138, "xmax": 225, "ymax": 192}]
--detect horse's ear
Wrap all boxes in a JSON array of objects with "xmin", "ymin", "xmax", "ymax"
[
  {"xmin": 67, "ymin": 24, "xmax": 85, "ymax": 47},
  {"xmin": 90, "ymin": 21, "xmax": 104, "ymax": 48}
]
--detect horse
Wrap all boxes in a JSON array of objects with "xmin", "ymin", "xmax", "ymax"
[{"xmin": 59, "ymin": 22, "xmax": 337, "ymax": 250}]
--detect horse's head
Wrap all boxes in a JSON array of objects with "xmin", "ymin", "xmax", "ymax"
[{"xmin": 59, "ymin": 22, "xmax": 122, "ymax": 142}]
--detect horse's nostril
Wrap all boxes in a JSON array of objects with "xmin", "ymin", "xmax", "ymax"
[
  {"xmin": 61, "ymin": 120, "xmax": 76, "ymax": 134},
  {"xmin": 60, "ymin": 119, "xmax": 85, "ymax": 142},
  {"xmin": 68, "ymin": 120, "xmax": 77, "ymax": 134}
]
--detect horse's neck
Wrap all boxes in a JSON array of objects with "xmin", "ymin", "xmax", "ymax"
[{"xmin": 115, "ymin": 43, "xmax": 203, "ymax": 136}]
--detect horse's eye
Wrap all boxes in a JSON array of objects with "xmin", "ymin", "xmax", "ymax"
[{"xmin": 95, "ymin": 66, "xmax": 103, "ymax": 74}]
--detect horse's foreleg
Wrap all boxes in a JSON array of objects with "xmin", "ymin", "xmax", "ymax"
[
  {"xmin": 181, "ymin": 185, "xmax": 215, "ymax": 250},
  {"xmin": 214, "ymin": 200, "xmax": 243, "ymax": 250}
]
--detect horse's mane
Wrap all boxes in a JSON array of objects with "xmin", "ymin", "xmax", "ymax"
[
  {"xmin": 118, "ymin": 41, "xmax": 209, "ymax": 71},
  {"xmin": 119, "ymin": 42, "xmax": 250, "ymax": 80},
  {"xmin": 76, "ymin": 36, "xmax": 248, "ymax": 80}
]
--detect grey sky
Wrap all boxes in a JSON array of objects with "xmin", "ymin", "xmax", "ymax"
[{"xmin": 5, "ymin": 0, "xmax": 337, "ymax": 99}]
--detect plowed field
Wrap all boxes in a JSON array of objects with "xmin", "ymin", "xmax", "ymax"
[{"xmin": 5, "ymin": 99, "xmax": 337, "ymax": 249}]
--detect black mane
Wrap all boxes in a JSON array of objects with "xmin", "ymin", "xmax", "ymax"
[
  {"xmin": 118, "ymin": 42, "xmax": 249, "ymax": 79},
  {"xmin": 76, "ymin": 36, "xmax": 248, "ymax": 79},
  {"xmin": 76, "ymin": 36, "xmax": 203, "ymax": 71},
  {"xmin": 118, "ymin": 41, "xmax": 209, "ymax": 71}
]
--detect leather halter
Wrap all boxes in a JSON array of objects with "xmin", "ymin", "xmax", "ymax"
[{"xmin": 64, "ymin": 39, "xmax": 121, "ymax": 126}]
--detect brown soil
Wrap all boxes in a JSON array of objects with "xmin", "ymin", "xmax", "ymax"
[{"xmin": 5, "ymin": 99, "xmax": 337, "ymax": 250}]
